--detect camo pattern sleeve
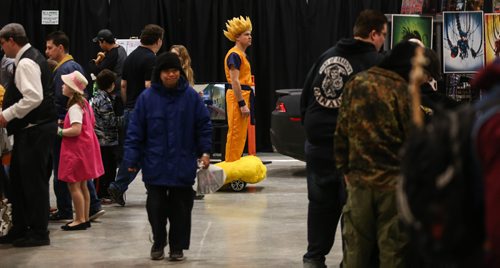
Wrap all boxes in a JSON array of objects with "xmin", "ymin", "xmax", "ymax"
[{"xmin": 334, "ymin": 66, "xmax": 411, "ymax": 189}]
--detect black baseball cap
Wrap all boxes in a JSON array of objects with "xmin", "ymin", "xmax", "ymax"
[{"xmin": 92, "ymin": 29, "xmax": 114, "ymax": 43}]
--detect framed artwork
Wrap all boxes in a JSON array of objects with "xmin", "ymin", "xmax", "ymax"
[
  {"xmin": 441, "ymin": 0, "xmax": 483, "ymax": 11},
  {"xmin": 443, "ymin": 11, "xmax": 484, "ymax": 73},
  {"xmin": 441, "ymin": 0, "xmax": 467, "ymax": 11},
  {"xmin": 391, "ymin": 15, "xmax": 433, "ymax": 48},
  {"xmin": 401, "ymin": 0, "xmax": 424, "ymax": 14},
  {"xmin": 485, "ymin": 14, "xmax": 500, "ymax": 64},
  {"xmin": 495, "ymin": 0, "xmax": 500, "ymax": 13},
  {"xmin": 466, "ymin": 0, "xmax": 484, "ymax": 11}
]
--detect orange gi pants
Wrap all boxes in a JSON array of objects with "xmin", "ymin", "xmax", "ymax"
[{"xmin": 225, "ymin": 89, "xmax": 251, "ymax": 162}]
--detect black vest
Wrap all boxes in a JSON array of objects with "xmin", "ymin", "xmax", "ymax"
[{"xmin": 2, "ymin": 46, "xmax": 56, "ymax": 135}]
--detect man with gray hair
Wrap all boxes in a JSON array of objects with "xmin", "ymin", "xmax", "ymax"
[{"xmin": 0, "ymin": 23, "xmax": 57, "ymax": 247}]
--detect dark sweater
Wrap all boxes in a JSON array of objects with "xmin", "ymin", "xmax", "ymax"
[{"xmin": 300, "ymin": 38, "xmax": 384, "ymax": 158}]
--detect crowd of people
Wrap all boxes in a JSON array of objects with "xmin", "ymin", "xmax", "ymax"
[
  {"xmin": 301, "ymin": 9, "xmax": 499, "ymax": 268},
  {"xmin": 0, "ymin": 22, "xmax": 212, "ymax": 262},
  {"xmin": 0, "ymin": 8, "xmax": 498, "ymax": 267}
]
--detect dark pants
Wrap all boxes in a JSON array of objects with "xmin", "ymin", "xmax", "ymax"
[
  {"xmin": 342, "ymin": 182, "xmax": 408, "ymax": 268},
  {"xmin": 96, "ymin": 145, "xmax": 119, "ymax": 198},
  {"xmin": 304, "ymin": 155, "xmax": 346, "ymax": 264},
  {"xmin": 53, "ymin": 135, "xmax": 102, "ymax": 217},
  {"xmin": 110, "ymin": 108, "xmax": 139, "ymax": 194},
  {"xmin": 0, "ymin": 160, "xmax": 8, "ymax": 199},
  {"xmin": 145, "ymin": 184, "xmax": 194, "ymax": 250},
  {"xmin": 10, "ymin": 122, "xmax": 56, "ymax": 237}
]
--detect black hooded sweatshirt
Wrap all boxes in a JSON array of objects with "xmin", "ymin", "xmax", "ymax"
[{"xmin": 300, "ymin": 38, "xmax": 384, "ymax": 158}]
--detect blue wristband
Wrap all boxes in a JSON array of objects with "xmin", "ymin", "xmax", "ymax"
[{"xmin": 238, "ymin": 100, "xmax": 246, "ymax": 107}]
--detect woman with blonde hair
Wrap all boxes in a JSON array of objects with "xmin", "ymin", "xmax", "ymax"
[{"xmin": 170, "ymin": 45, "xmax": 195, "ymax": 86}]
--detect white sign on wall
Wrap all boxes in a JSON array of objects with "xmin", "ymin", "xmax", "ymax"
[
  {"xmin": 41, "ymin": 10, "xmax": 59, "ymax": 25},
  {"xmin": 116, "ymin": 39, "xmax": 141, "ymax": 55}
]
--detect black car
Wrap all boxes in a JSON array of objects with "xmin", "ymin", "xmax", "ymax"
[{"xmin": 270, "ymin": 89, "xmax": 305, "ymax": 161}]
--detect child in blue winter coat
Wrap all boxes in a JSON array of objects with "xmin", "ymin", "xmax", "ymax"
[{"xmin": 123, "ymin": 52, "xmax": 212, "ymax": 261}]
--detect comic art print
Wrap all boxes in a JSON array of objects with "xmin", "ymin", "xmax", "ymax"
[
  {"xmin": 485, "ymin": 13, "xmax": 500, "ymax": 64},
  {"xmin": 391, "ymin": 15, "xmax": 433, "ymax": 48},
  {"xmin": 443, "ymin": 11, "xmax": 484, "ymax": 73}
]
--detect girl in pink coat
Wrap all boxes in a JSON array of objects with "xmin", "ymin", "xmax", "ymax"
[{"xmin": 58, "ymin": 71, "xmax": 103, "ymax": 231}]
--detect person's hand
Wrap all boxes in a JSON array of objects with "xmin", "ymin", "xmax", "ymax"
[
  {"xmin": 95, "ymin": 52, "xmax": 105, "ymax": 63},
  {"xmin": 0, "ymin": 113, "xmax": 8, "ymax": 128},
  {"xmin": 57, "ymin": 119, "xmax": 64, "ymax": 127},
  {"xmin": 128, "ymin": 167, "xmax": 138, "ymax": 173},
  {"xmin": 240, "ymin": 105, "xmax": 250, "ymax": 117},
  {"xmin": 199, "ymin": 154, "xmax": 210, "ymax": 169},
  {"xmin": 97, "ymin": 52, "xmax": 105, "ymax": 59}
]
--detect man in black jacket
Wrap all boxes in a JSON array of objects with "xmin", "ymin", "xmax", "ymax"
[
  {"xmin": 0, "ymin": 23, "xmax": 57, "ymax": 247},
  {"xmin": 300, "ymin": 10, "xmax": 388, "ymax": 267}
]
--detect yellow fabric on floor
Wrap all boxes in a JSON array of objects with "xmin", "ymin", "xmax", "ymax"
[{"xmin": 215, "ymin": 155, "xmax": 267, "ymax": 184}]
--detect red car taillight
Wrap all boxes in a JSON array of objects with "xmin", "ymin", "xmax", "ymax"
[{"xmin": 275, "ymin": 102, "xmax": 287, "ymax": 112}]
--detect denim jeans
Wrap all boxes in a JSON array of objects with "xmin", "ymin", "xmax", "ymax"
[
  {"xmin": 109, "ymin": 108, "xmax": 140, "ymax": 194},
  {"xmin": 53, "ymin": 136, "xmax": 102, "ymax": 217},
  {"xmin": 303, "ymin": 154, "xmax": 346, "ymax": 263}
]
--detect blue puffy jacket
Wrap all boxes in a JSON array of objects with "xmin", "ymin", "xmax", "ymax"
[{"xmin": 123, "ymin": 77, "xmax": 212, "ymax": 186}]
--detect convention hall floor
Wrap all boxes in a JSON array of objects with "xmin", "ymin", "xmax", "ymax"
[{"xmin": 0, "ymin": 153, "xmax": 342, "ymax": 267}]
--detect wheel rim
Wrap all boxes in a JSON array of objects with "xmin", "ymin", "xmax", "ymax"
[{"xmin": 231, "ymin": 180, "xmax": 246, "ymax": 191}]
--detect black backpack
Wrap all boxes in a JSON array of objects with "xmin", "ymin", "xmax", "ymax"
[{"xmin": 398, "ymin": 96, "xmax": 500, "ymax": 263}]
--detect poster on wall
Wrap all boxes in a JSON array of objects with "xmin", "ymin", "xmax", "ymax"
[
  {"xmin": 485, "ymin": 14, "xmax": 500, "ymax": 64},
  {"xmin": 391, "ymin": 15, "xmax": 433, "ymax": 48},
  {"xmin": 466, "ymin": 0, "xmax": 484, "ymax": 11},
  {"xmin": 115, "ymin": 39, "xmax": 140, "ymax": 56},
  {"xmin": 494, "ymin": 0, "xmax": 500, "ymax": 13},
  {"xmin": 441, "ymin": 0, "xmax": 467, "ymax": 11},
  {"xmin": 442, "ymin": 11, "xmax": 484, "ymax": 73},
  {"xmin": 441, "ymin": 0, "xmax": 484, "ymax": 11},
  {"xmin": 401, "ymin": 0, "xmax": 424, "ymax": 14}
]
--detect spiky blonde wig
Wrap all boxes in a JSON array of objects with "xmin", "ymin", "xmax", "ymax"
[{"xmin": 223, "ymin": 16, "xmax": 252, "ymax": 42}]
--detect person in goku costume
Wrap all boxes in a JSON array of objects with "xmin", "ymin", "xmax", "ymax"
[{"xmin": 223, "ymin": 16, "xmax": 254, "ymax": 162}]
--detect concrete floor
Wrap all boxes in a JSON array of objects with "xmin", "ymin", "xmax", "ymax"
[{"xmin": 0, "ymin": 153, "xmax": 342, "ymax": 267}]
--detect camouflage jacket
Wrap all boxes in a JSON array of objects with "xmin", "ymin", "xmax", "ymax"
[
  {"xmin": 91, "ymin": 90, "xmax": 123, "ymax": 146},
  {"xmin": 334, "ymin": 66, "xmax": 411, "ymax": 189}
]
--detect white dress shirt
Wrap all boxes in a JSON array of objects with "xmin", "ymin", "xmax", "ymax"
[{"xmin": 2, "ymin": 43, "xmax": 44, "ymax": 122}]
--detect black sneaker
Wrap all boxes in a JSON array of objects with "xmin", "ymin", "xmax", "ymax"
[
  {"xmin": 303, "ymin": 257, "xmax": 327, "ymax": 268},
  {"xmin": 150, "ymin": 243, "xmax": 165, "ymax": 260},
  {"xmin": 169, "ymin": 250, "xmax": 185, "ymax": 261},
  {"xmin": 49, "ymin": 212, "xmax": 73, "ymax": 221},
  {"xmin": 107, "ymin": 187, "xmax": 126, "ymax": 206},
  {"xmin": 89, "ymin": 209, "xmax": 106, "ymax": 221}
]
